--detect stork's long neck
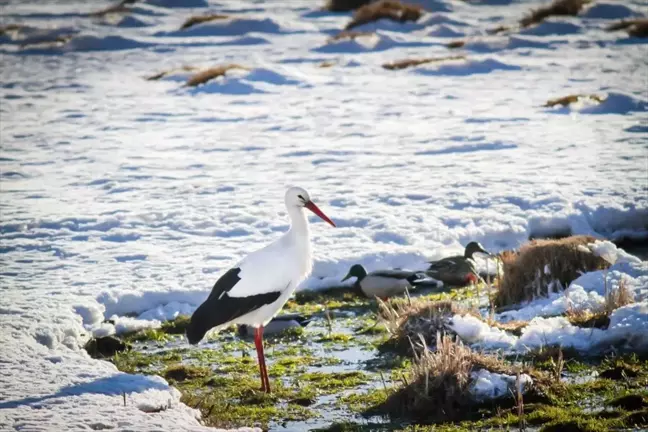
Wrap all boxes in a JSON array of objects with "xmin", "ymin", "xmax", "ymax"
[{"xmin": 287, "ymin": 205, "xmax": 310, "ymax": 242}]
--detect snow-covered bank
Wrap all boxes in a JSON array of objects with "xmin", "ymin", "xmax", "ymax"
[{"xmin": 1, "ymin": 0, "xmax": 646, "ymax": 429}]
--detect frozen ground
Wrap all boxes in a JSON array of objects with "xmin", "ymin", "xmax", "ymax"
[{"xmin": 0, "ymin": 0, "xmax": 647, "ymax": 430}]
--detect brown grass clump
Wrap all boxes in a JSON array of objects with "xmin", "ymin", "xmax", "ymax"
[
  {"xmin": 329, "ymin": 30, "xmax": 374, "ymax": 42},
  {"xmin": 346, "ymin": 0, "xmax": 423, "ymax": 31},
  {"xmin": 446, "ymin": 39, "xmax": 466, "ymax": 49},
  {"xmin": 607, "ymin": 19, "xmax": 648, "ymax": 38},
  {"xmin": 604, "ymin": 276, "xmax": 634, "ymax": 314},
  {"xmin": 145, "ymin": 65, "xmax": 200, "ymax": 81},
  {"xmin": 378, "ymin": 298, "xmax": 468, "ymax": 355},
  {"xmin": 487, "ymin": 24, "xmax": 512, "ymax": 35},
  {"xmin": 487, "ymin": 319, "xmax": 529, "ymax": 336},
  {"xmin": 376, "ymin": 335, "xmax": 546, "ymax": 422},
  {"xmin": 567, "ymin": 276, "xmax": 634, "ymax": 328},
  {"xmin": 544, "ymin": 94, "xmax": 604, "ymax": 107},
  {"xmin": 318, "ymin": 60, "xmax": 337, "ymax": 68},
  {"xmin": 520, "ymin": 0, "xmax": 590, "ymax": 28},
  {"xmin": 382, "ymin": 55, "xmax": 466, "ymax": 70},
  {"xmin": 326, "ymin": 0, "xmax": 374, "ymax": 12},
  {"xmin": 496, "ymin": 236, "xmax": 610, "ymax": 307},
  {"xmin": 88, "ymin": 0, "xmax": 134, "ymax": 18},
  {"xmin": 180, "ymin": 14, "xmax": 229, "ymax": 30},
  {"xmin": 185, "ymin": 64, "xmax": 248, "ymax": 87},
  {"xmin": 0, "ymin": 24, "xmax": 26, "ymax": 36}
]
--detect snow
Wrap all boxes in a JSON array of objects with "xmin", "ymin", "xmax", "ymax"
[
  {"xmin": 470, "ymin": 369, "xmax": 532, "ymax": 402},
  {"xmin": 1, "ymin": 0, "xmax": 647, "ymax": 429},
  {"xmin": 449, "ymin": 314, "xmax": 518, "ymax": 350}
]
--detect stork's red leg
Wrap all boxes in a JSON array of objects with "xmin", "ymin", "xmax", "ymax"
[{"xmin": 254, "ymin": 326, "xmax": 270, "ymax": 393}]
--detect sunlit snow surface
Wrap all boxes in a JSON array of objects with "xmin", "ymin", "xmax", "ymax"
[{"xmin": 0, "ymin": 0, "xmax": 647, "ymax": 430}]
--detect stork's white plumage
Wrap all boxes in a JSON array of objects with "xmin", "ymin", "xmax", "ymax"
[{"xmin": 186, "ymin": 186, "xmax": 335, "ymax": 392}]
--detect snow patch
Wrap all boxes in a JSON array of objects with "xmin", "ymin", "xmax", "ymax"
[{"xmin": 470, "ymin": 369, "xmax": 532, "ymax": 402}]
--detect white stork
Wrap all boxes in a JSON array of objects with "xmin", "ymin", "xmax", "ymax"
[{"xmin": 186, "ymin": 186, "xmax": 335, "ymax": 393}]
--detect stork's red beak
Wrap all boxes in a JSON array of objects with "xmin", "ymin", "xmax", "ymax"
[{"xmin": 305, "ymin": 201, "xmax": 336, "ymax": 227}]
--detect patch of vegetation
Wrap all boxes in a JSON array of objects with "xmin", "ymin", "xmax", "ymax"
[
  {"xmin": 84, "ymin": 336, "xmax": 130, "ymax": 359},
  {"xmin": 446, "ymin": 40, "xmax": 466, "ymax": 49},
  {"xmin": 339, "ymin": 388, "xmax": 391, "ymax": 413},
  {"xmin": 160, "ymin": 315, "xmax": 191, "ymax": 334},
  {"xmin": 163, "ymin": 364, "xmax": 211, "ymax": 382},
  {"xmin": 377, "ymin": 298, "xmax": 466, "ymax": 356},
  {"xmin": 382, "ymin": 55, "xmax": 466, "ymax": 71},
  {"xmin": 329, "ymin": 30, "xmax": 375, "ymax": 42},
  {"xmin": 145, "ymin": 65, "xmax": 199, "ymax": 81},
  {"xmin": 607, "ymin": 18, "xmax": 648, "ymax": 38},
  {"xmin": 326, "ymin": 0, "xmax": 373, "ymax": 12},
  {"xmin": 496, "ymin": 235, "xmax": 610, "ymax": 306},
  {"xmin": 607, "ymin": 393, "xmax": 648, "ymax": 411},
  {"xmin": 122, "ymin": 328, "xmax": 170, "ymax": 344},
  {"xmin": 299, "ymin": 371, "xmax": 370, "ymax": 393},
  {"xmin": 520, "ymin": 0, "xmax": 590, "ymax": 28},
  {"xmin": 180, "ymin": 13, "xmax": 229, "ymax": 30},
  {"xmin": 544, "ymin": 94, "xmax": 604, "ymax": 108},
  {"xmin": 346, "ymin": 0, "xmax": 423, "ymax": 31},
  {"xmin": 111, "ymin": 349, "xmax": 183, "ymax": 374},
  {"xmin": 372, "ymin": 335, "xmax": 537, "ymax": 423},
  {"xmin": 185, "ymin": 64, "xmax": 249, "ymax": 87},
  {"xmin": 88, "ymin": 0, "xmax": 133, "ymax": 18}
]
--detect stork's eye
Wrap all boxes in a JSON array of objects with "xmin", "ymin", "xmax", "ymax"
[{"xmin": 298, "ymin": 194, "xmax": 306, "ymax": 202}]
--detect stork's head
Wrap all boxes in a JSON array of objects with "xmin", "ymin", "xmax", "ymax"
[{"xmin": 285, "ymin": 186, "xmax": 336, "ymax": 227}]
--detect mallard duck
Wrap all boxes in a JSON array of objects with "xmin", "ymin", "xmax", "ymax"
[
  {"xmin": 425, "ymin": 241, "xmax": 492, "ymax": 286},
  {"xmin": 342, "ymin": 264, "xmax": 435, "ymax": 299}
]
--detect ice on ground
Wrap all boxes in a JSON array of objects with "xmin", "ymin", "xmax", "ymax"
[{"xmin": 470, "ymin": 369, "xmax": 532, "ymax": 402}]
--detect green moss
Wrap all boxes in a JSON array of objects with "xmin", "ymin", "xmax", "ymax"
[
  {"xmin": 298, "ymin": 371, "xmax": 370, "ymax": 393},
  {"xmin": 339, "ymin": 388, "xmax": 391, "ymax": 413},
  {"xmin": 606, "ymin": 393, "xmax": 648, "ymax": 410},
  {"xmin": 160, "ymin": 315, "xmax": 191, "ymax": 334},
  {"xmin": 179, "ymin": 376, "xmax": 318, "ymax": 428},
  {"xmin": 163, "ymin": 364, "xmax": 211, "ymax": 382},
  {"xmin": 122, "ymin": 328, "xmax": 170, "ymax": 343}
]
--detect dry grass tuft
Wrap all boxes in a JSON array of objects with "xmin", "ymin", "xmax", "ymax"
[
  {"xmin": 487, "ymin": 319, "xmax": 529, "ymax": 337},
  {"xmin": 378, "ymin": 298, "xmax": 468, "ymax": 355},
  {"xmin": 88, "ymin": 0, "xmax": 133, "ymax": 18},
  {"xmin": 318, "ymin": 60, "xmax": 337, "ymax": 68},
  {"xmin": 329, "ymin": 30, "xmax": 374, "ymax": 42},
  {"xmin": 377, "ymin": 335, "xmax": 543, "ymax": 422},
  {"xmin": 487, "ymin": 24, "xmax": 512, "ymax": 35},
  {"xmin": 145, "ymin": 65, "xmax": 200, "ymax": 81},
  {"xmin": 446, "ymin": 40, "xmax": 466, "ymax": 49},
  {"xmin": 382, "ymin": 55, "xmax": 466, "ymax": 70},
  {"xmin": 0, "ymin": 24, "xmax": 25, "ymax": 36},
  {"xmin": 326, "ymin": 0, "xmax": 374, "ymax": 12},
  {"xmin": 567, "ymin": 276, "xmax": 634, "ymax": 328},
  {"xmin": 607, "ymin": 19, "xmax": 648, "ymax": 38},
  {"xmin": 180, "ymin": 14, "xmax": 230, "ymax": 30},
  {"xmin": 604, "ymin": 276, "xmax": 634, "ymax": 315},
  {"xmin": 566, "ymin": 308, "xmax": 610, "ymax": 329},
  {"xmin": 185, "ymin": 64, "xmax": 248, "ymax": 87},
  {"xmin": 346, "ymin": 0, "xmax": 423, "ymax": 31},
  {"xmin": 520, "ymin": 0, "xmax": 590, "ymax": 28},
  {"xmin": 544, "ymin": 94, "xmax": 604, "ymax": 107},
  {"xmin": 496, "ymin": 236, "xmax": 610, "ymax": 307}
]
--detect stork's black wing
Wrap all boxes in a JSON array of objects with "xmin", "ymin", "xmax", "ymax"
[{"xmin": 186, "ymin": 268, "xmax": 282, "ymax": 344}]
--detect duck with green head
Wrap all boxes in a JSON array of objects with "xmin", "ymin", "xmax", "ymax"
[
  {"xmin": 425, "ymin": 241, "xmax": 492, "ymax": 286},
  {"xmin": 342, "ymin": 264, "xmax": 428, "ymax": 300}
]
